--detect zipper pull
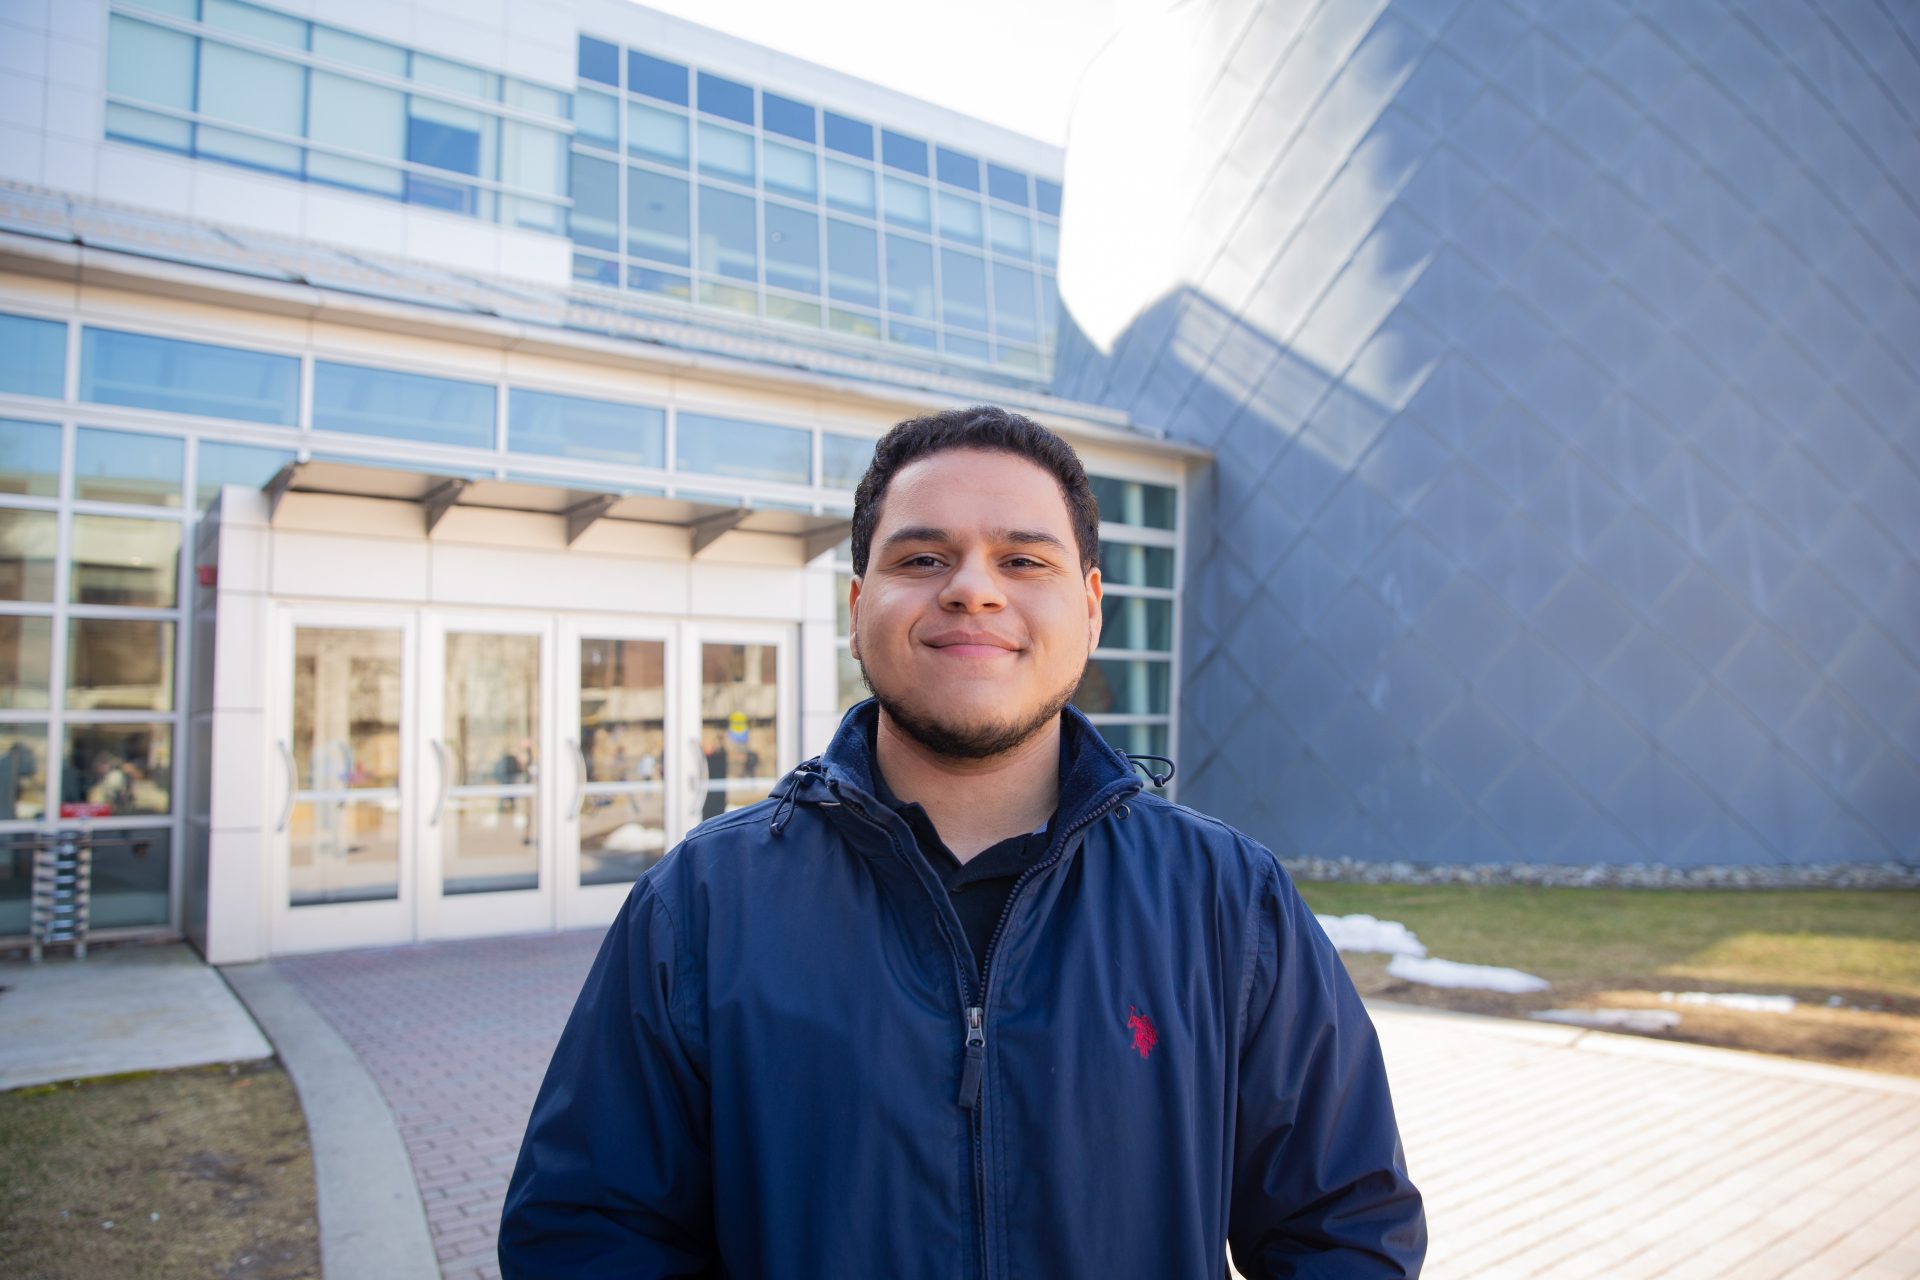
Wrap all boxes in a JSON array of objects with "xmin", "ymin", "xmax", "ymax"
[{"xmin": 958, "ymin": 1006, "xmax": 986, "ymax": 1110}]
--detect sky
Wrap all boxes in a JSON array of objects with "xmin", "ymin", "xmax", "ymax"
[{"xmin": 625, "ymin": 0, "xmax": 1142, "ymax": 146}]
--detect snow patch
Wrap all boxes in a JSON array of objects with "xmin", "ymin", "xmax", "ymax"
[
  {"xmin": 1531, "ymin": 1008, "xmax": 1681, "ymax": 1033},
  {"xmin": 1316, "ymin": 913, "xmax": 1427, "ymax": 957},
  {"xmin": 1659, "ymin": 991, "xmax": 1796, "ymax": 1014},
  {"xmin": 1386, "ymin": 954, "xmax": 1550, "ymax": 994}
]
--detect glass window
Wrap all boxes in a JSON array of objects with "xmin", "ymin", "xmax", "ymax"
[
  {"xmin": 992, "ymin": 262, "xmax": 1037, "ymax": 341},
  {"xmin": 308, "ymin": 73, "xmax": 405, "ymax": 197},
  {"xmin": 697, "ymin": 184, "xmax": 758, "ymax": 282},
  {"xmin": 196, "ymin": 43, "xmax": 305, "ymax": 173},
  {"xmin": 196, "ymin": 440, "xmax": 295, "ymax": 510},
  {"xmin": 885, "ymin": 234, "xmax": 934, "ymax": 320},
  {"xmin": 504, "ymin": 79, "xmax": 568, "ymax": 120},
  {"xmin": 1095, "ymin": 721, "xmax": 1168, "ymax": 759},
  {"xmin": 698, "ymin": 281, "xmax": 757, "ymax": 315},
  {"xmin": 763, "ymin": 92, "xmax": 814, "ymax": 143},
  {"xmin": 508, "ymin": 388, "xmax": 665, "ymax": 467},
  {"xmin": 944, "ymin": 333, "xmax": 991, "ymax": 362},
  {"xmin": 1092, "ymin": 476, "xmax": 1177, "ymax": 530},
  {"xmin": 313, "ymin": 25, "xmax": 407, "ymax": 76},
  {"xmin": 0, "ymin": 726, "xmax": 46, "ymax": 824},
  {"xmin": 106, "ymin": 16, "xmax": 195, "ymax": 111},
  {"xmin": 824, "ymin": 111, "xmax": 873, "ymax": 159},
  {"xmin": 569, "ymin": 149, "xmax": 618, "ymax": 252},
  {"xmin": 765, "ymin": 296, "xmax": 821, "ymax": 327},
  {"xmin": 407, "ymin": 94, "xmax": 490, "ymax": 177},
  {"xmin": 989, "ymin": 206, "xmax": 1032, "ymax": 258},
  {"xmin": 764, "ymin": 140, "xmax": 816, "ymax": 201},
  {"xmin": 311, "ymin": 361, "xmax": 495, "ymax": 449},
  {"xmin": 204, "ymin": 0, "xmax": 307, "ymax": 48},
  {"xmin": 826, "ymin": 219, "xmax": 879, "ymax": 309},
  {"xmin": 628, "ymin": 100, "xmax": 688, "ymax": 167},
  {"xmin": 0, "ymin": 314, "xmax": 65, "ymax": 399},
  {"xmin": 940, "ymin": 248, "xmax": 987, "ymax": 332},
  {"xmin": 764, "ymin": 203, "xmax": 820, "ymax": 295},
  {"xmin": 573, "ymin": 253, "xmax": 617, "ymax": 286},
  {"xmin": 74, "ymin": 428, "xmax": 183, "ymax": 508},
  {"xmin": 1040, "ymin": 273, "xmax": 1060, "ymax": 345},
  {"xmin": 501, "ymin": 121, "xmax": 565, "ymax": 197},
  {"xmin": 821, "ymin": 433, "xmax": 873, "ymax": 489},
  {"xmin": 997, "ymin": 344, "xmax": 1041, "ymax": 373},
  {"xmin": 1037, "ymin": 220, "xmax": 1059, "ymax": 268},
  {"xmin": 67, "ymin": 618, "xmax": 175, "ymax": 712},
  {"xmin": 1036, "ymin": 178, "xmax": 1063, "ymax": 217},
  {"xmin": 0, "ymin": 616, "xmax": 50, "ymax": 711},
  {"xmin": 697, "ymin": 71, "xmax": 753, "ymax": 124},
  {"xmin": 90, "ymin": 826, "xmax": 173, "ymax": 927},
  {"xmin": 697, "ymin": 121, "xmax": 754, "ymax": 183},
  {"xmin": 881, "ymin": 129, "xmax": 927, "ymax": 175},
  {"xmin": 627, "ymin": 168, "xmax": 690, "ymax": 266},
  {"xmin": 0, "ymin": 419, "xmax": 60, "ymax": 496},
  {"xmin": 1100, "ymin": 541, "xmax": 1174, "ymax": 588},
  {"xmin": 882, "ymin": 175, "xmax": 930, "ymax": 232},
  {"xmin": 1100, "ymin": 596, "xmax": 1174, "ymax": 651},
  {"xmin": 824, "ymin": 158, "xmax": 874, "ymax": 215},
  {"xmin": 0, "ymin": 510, "xmax": 56, "ymax": 602},
  {"xmin": 80, "ymin": 328, "xmax": 299, "ymax": 425},
  {"xmin": 887, "ymin": 320, "xmax": 935, "ymax": 351},
  {"xmin": 106, "ymin": 102, "xmax": 192, "ymax": 153},
  {"xmin": 62, "ymin": 723, "xmax": 172, "ymax": 818},
  {"xmin": 70, "ymin": 515, "xmax": 181, "ymax": 608},
  {"xmin": 627, "ymin": 264, "xmax": 690, "ymax": 300},
  {"xmin": 411, "ymin": 55, "xmax": 494, "ymax": 100},
  {"xmin": 988, "ymin": 163, "xmax": 1030, "ymax": 206},
  {"xmin": 575, "ymin": 87, "xmax": 617, "ymax": 148},
  {"xmin": 629, "ymin": 50, "xmax": 688, "ymax": 105},
  {"xmin": 938, "ymin": 191, "xmax": 982, "ymax": 246},
  {"xmin": 676, "ymin": 413, "xmax": 810, "ymax": 485},
  {"xmin": 578, "ymin": 34, "xmax": 619, "ymax": 87},
  {"xmin": 828, "ymin": 308, "xmax": 881, "ymax": 340},
  {"xmin": 1074, "ymin": 658, "xmax": 1169, "ymax": 715},
  {"xmin": 936, "ymin": 146, "xmax": 980, "ymax": 191}
]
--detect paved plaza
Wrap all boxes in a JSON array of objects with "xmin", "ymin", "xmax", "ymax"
[{"xmin": 262, "ymin": 930, "xmax": 1920, "ymax": 1280}]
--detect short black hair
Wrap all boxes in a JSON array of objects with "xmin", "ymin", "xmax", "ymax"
[{"xmin": 850, "ymin": 405, "xmax": 1100, "ymax": 576}]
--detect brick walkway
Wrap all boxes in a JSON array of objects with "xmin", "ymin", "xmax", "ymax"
[
  {"xmin": 276, "ymin": 934, "xmax": 1920, "ymax": 1280},
  {"xmin": 274, "ymin": 932, "xmax": 604, "ymax": 1280}
]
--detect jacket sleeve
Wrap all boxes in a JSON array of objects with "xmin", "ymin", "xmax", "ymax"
[
  {"xmin": 1226, "ymin": 856, "xmax": 1427, "ymax": 1278},
  {"xmin": 499, "ymin": 877, "xmax": 715, "ymax": 1279}
]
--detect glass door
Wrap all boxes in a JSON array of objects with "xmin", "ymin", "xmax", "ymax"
[
  {"xmin": 269, "ymin": 608, "xmax": 415, "ymax": 954},
  {"xmin": 686, "ymin": 624, "xmax": 792, "ymax": 829},
  {"xmin": 417, "ymin": 612, "xmax": 555, "ymax": 940}
]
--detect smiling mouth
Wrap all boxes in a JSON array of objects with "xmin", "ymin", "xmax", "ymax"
[{"xmin": 923, "ymin": 632, "xmax": 1022, "ymax": 658}]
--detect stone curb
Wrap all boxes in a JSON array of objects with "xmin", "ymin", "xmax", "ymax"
[
  {"xmin": 220, "ymin": 962, "xmax": 442, "ymax": 1280},
  {"xmin": 1290, "ymin": 858, "xmax": 1920, "ymax": 889}
]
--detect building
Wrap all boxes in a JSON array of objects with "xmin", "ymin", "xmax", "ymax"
[
  {"xmin": 1053, "ymin": 0, "xmax": 1919, "ymax": 873},
  {"xmin": 0, "ymin": 0, "xmax": 1197, "ymax": 959}
]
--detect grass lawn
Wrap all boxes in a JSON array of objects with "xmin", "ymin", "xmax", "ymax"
[
  {"xmin": 0, "ymin": 1060, "xmax": 319, "ymax": 1280},
  {"xmin": 1295, "ymin": 882, "xmax": 1920, "ymax": 1078}
]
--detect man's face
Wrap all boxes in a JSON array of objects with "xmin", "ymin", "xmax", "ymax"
[{"xmin": 850, "ymin": 448, "xmax": 1102, "ymax": 760}]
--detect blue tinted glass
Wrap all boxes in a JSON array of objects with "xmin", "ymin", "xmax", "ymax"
[
  {"xmin": 884, "ymin": 234, "xmax": 933, "ymax": 319},
  {"xmin": 888, "ymin": 321, "xmax": 936, "ymax": 351},
  {"xmin": 629, "ymin": 50, "xmax": 688, "ymax": 105},
  {"xmin": 764, "ymin": 203, "xmax": 820, "ymax": 294},
  {"xmin": 988, "ymin": 163, "xmax": 1029, "ymax": 206},
  {"xmin": 572, "ymin": 253, "xmax": 618, "ymax": 287},
  {"xmin": 74, "ymin": 427, "xmax": 183, "ymax": 506},
  {"xmin": 944, "ymin": 333, "xmax": 990, "ymax": 361},
  {"xmin": 0, "ymin": 314, "xmax": 65, "ymax": 399},
  {"xmin": 569, "ymin": 150, "xmax": 618, "ymax": 251},
  {"xmin": 820, "ymin": 432, "xmax": 873, "ymax": 489},
  {"xmin": 940, "ymin": 248, "xmax": 987, "ymax": 332},
  {"xmin": 0, "ymin": 418, "xmax": 61, "ymax": 496},
  {"xmin": 696, "ymin": 71, "xmax": 753, "ymax": 124},
  {"xmin": 312, "ymin": 361, "xmax": 495, "ymax": 448},
  {"xmin": 991, "ymin": 263, "xmax": 1037, "ymax": 341},
  {"xmin": 407, "ymin": 103, "xmax": 481, "ymax": 175},
  {"xmin": 627, "ymin": 264, "xmax": 690, "ymax": 300},
  {"xmin": 197, "ymin": 440, "xmax": 295, "ymax": 510},
  {"xmin": 823, "ymin": 111, "xmax": 872, "ymax": 159},
  {"xmin": 881, "ymin": 130, "xmax": 927, "ymax": 175},
  {"xmin": 81, "ymin": 328, "xmax": 298, "ymax": 425},
  {"xmin": 676, "ymin": 412, "xmax": 810, "ymax": 485},
  {"xmin": 935, "ymin": 146, "xmax": 979, "ymax": 191},
  {"xmin": 698, "ymin": 185, "xmax": 758, "ymax": 282},
  {"xmin": 1035, "ymin": 177, "xmax": 1062, "ymax": 217},
  {"xmin": 508, "ymin": 389, "xmax": 664, "ymax": 467},
  {"xmin": 627, "ymin": 168, "xmax": 690, "ymax": 266},
  {"xmin": 763, "ymin": 91, "xmax": 814, "ymax": 142},
  {"xmin": 577, "ymin": 34, "xmax": 618, "ymax": 86},
  {"xmin": 826, "ymin": 219, "xmax": 879, "ymax": 309}
]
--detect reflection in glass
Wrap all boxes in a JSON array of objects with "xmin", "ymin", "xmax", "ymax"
[
  {"xmin": 578, "ymin": 637, "xmax": 667, "ymax": 885},
  {"xmin": 1100, "ymin": 542, "xmax": 1174, "ymax": 589},
  {"xmin": 288, "ymin": 801, "xmax": 399, "ymax": 906},
  {"xmin": 1100, "ymin": 596, "xmax": 1174, "ymax": 652},
  {"xmin": 940, "ymin": 249, "xmax": 987, "ymax": 332},
  {"xmin": 442, "ymin": 632, "xmax": 540, "ymax": 895},
  {"xmin": 70, "ymin": 515, "xmax": 181, "ymax": 608},
  {"xmin": 88, "ymin": 826, "xmax": 171, "ymax": 929},
  {"xmin": 628, "ymin": 101, "xmax": 689, "ymax": 167},
  {"xmin": 292, "ymin": 628, "xmax": 402, "ymax": 791},
  {"xmin": 63, "ymin": 722, "xmax": 172, "ymax": 816},
  {"xmin": 0, "ymin": 418, "xmax": 59, "ymax": 496},
  {"xmin": 764, "ymin": 141, "xmax": 816, "ymax": 200},
  {"xmin": 824, "ymin": 159, "xmax": 874, "ymax": 215},
  {"xmin": 508, "ymin": 389, "xmax": 665, "ymax": 467},
  {"xmin": 885, "ymin": 235, "xmax": 934, "ymax": 320},
  {"xmin": 569, "ymin": 150, "xmax": 618, "ymax": 252},
  {"xmin": 0, "ymin": 314, "xmax": 62, "ymax": 400},
  {"xmin": 0, "ymin": 616, "xmax": 50, "ymax": 711},
  {"xmin": 764, "ymin": 203, "xmax": 820, "ymax": 295},
  {"xmin": 444, "ymin": 794, "xmax": 537, "ymax": 895},
  {"xmin": 0, "ymin": 509, "xmax": 57, "ymax": 602},
  {"xmin": 676, "ymin": 413, "xmax": 811, "ymax": 485},
  {"xmin": 628, "ymin": 168, "xmax": 691, "ymax": 266},
  {"xmin": 580, "ymin": 789, "xmax": 666, "ymax": 884},
  {"xmin": 1095, "ymin": 721, "xmax": 1169, "ymax": 759},
  {"xmin": 697, "ymin": 643, "xmax": 778, "ymax": 821},
  {"xmin": 81, "ymin": 327, "xmax": 299, "ymax": 425},
  {"xmin": 1073, "ymin": 659, "xmax": 1170, "ymax": 716},
  {"xmin": 882, "ymin": 175, "xmax": 930, "ymax": 231},
  {"xmin": 0, "ymin": 726, "xmax": 45, "ymax": 820},
  {"xmin": 697, "ymin": 121, "xmax": 754, "ymax": 183},
  {"xmin": 197, "ymin": 441, "xmax": 296, "ymax": 510},
  {"xmin": 698, "ymin": 184, "xmax": 758, "ymax": 282},
  {"xmin": 106, "ymin": 16, "xmax": 194, "ymax": 112},
  {"xmin": 311, "ymin": 360, "xmax": 495, "ymax": 450},
  {"xmin": 74, "ymin": 427, "xmax": 184, "ymax": 507},
  {"xmin": 938, "ymin": 191, "xmax": 982, "ymax": 246},
  {"xmin": 1092, "ymin": 476, "xmax": 1177, "ymax": 530},
  {"xmin": 67, "ymin": 618, "xmax": 174, "ymax": 711},
  {"xmin": 821, "ymin": 435, "xmax": 873, "ymax": 490},
  {"xmin": 826, "ymin": 219, "xmax": 879, "ymax": 308}
]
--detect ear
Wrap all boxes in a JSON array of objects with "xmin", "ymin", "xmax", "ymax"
[
  {"xmin": 1085, "ymin": 565, "xmax": 1103, "ymax": 651},
  {"xmin": 847, "ymin": 575, "xmax": 863, "ymax": 659}
]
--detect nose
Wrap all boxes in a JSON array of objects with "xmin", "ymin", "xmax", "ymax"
[{"xmin": 938, "ymin": 549, "xmax": 1005, "ymax": 613}]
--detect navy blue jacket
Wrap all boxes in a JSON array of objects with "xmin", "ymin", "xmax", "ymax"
[{"xmin": 501, "ymin": 702, "xmax": 1424, "ymax": 1278}]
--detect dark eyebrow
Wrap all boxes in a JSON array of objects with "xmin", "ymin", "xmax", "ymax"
[{"xmin": 878, "ymin": 526, "xmax": 1070, "ymax": 553}]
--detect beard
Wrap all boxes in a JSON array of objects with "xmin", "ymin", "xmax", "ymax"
[{"xmin": 859, "ymin": 655, "xmax": 1085, "ymax": 761}]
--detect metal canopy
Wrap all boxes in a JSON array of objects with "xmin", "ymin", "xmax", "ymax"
[{"xmin": 261, "ymin": 460, "xmax": 850, "ymax": 558}]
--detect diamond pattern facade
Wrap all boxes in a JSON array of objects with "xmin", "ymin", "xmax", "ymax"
[{"xmin": 1055, "ymin": 0, "xmax": 1919, "ymax": 864}]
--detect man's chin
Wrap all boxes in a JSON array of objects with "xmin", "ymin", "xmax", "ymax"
[{"xmin": 864, "ymin": 677, "xmax": 1078, "ymax": 762}]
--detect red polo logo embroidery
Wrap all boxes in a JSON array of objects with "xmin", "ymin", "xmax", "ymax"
[{"xmin": 1127, "ymin": 1006, "xmax": 1158, "ymax": 1059}]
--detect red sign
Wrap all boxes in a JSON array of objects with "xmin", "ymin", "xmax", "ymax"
[
  {"xmin": 59, "ymin": 802, "xmax": 114, "ymax": 819},
  {"xmin": 197, "ymin": 564, "xmax": 218, "ymax": 588}
]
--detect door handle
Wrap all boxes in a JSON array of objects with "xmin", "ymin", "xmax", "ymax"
[
  {"xmin": 429, "ymin": 739, "xmax": 450, "ymax": 827},
  {"xmin": 566, "ymin": 737, "xmax": 585, "ymax": 823},
  {"xmin": 275, "ymin": 740, "xmax": 294, "ymax": 833}
]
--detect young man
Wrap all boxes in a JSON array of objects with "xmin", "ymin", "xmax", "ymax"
[{"xmin": 500, "ymin": 406, "xmax": 1426, "ymax": 1278}]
